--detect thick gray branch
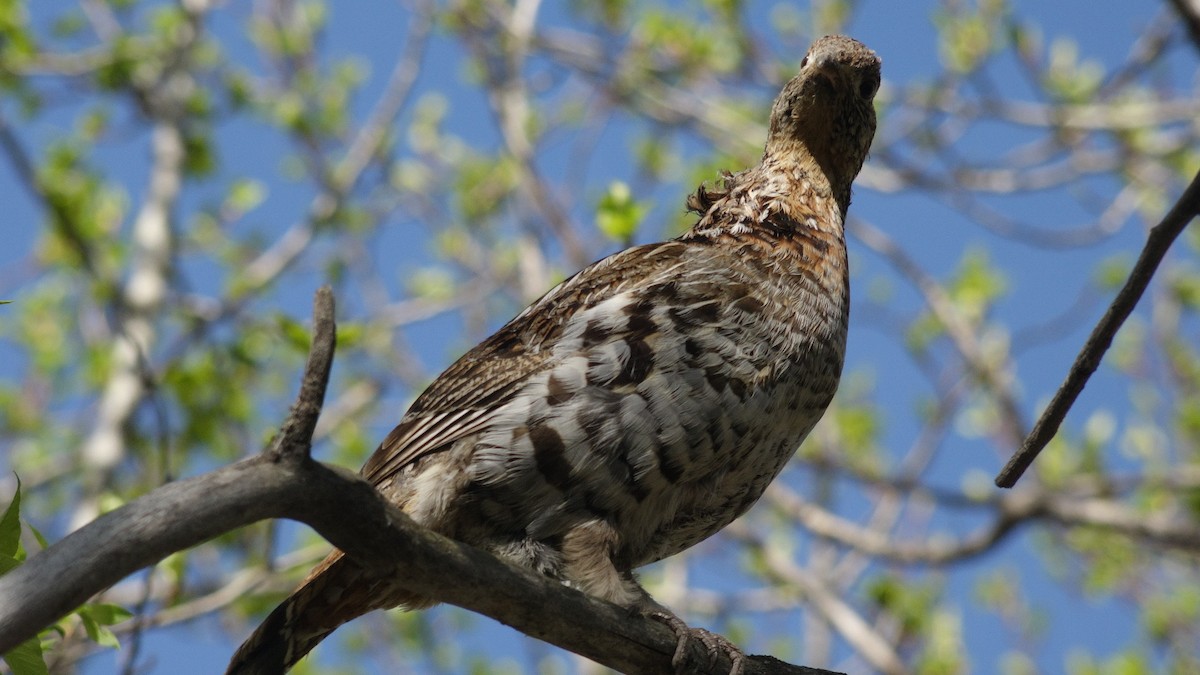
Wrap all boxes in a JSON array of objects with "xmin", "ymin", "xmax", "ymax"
[{"xmin": 0, "ymin": 454, "xmax": 834, "ymax": 674}]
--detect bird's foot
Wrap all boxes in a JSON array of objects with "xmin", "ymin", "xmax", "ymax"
[{"xmin": 645, "ymin": 609, "xmax": 745, "ymax": 675}]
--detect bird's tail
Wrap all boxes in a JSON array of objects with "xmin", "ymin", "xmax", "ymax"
[{"xmin": 226, "ymin": 550, "xmax": 427, "ymax": 674}]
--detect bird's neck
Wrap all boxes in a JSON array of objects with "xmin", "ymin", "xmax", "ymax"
[
  {"xmin": 685, "ymin": 147, "xmax": 849, "ymax": 242},
  {"xmin": 761, "ymin": 136, "xmax": 855, "ymax": 218}
]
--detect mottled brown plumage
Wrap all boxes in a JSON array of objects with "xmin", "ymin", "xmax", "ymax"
[{"xmin": 228, "ymin": 34, "xmax": 880, "ymax": 675}]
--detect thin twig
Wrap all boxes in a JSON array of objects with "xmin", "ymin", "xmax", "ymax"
[
  {"xmin": 850, "ymin": 218, "xmax": 1028, "ymax": 448},
  {"xmin": 1167, "ymin": 0, "xmax": 1200, "ymax": 54},
  {"xmin": 726, "ymin": 526, "xmax": 907, "ymax": 675},
  {"xmin": 333, "ymin": 0, "xmax": 434, "ymax": 191},
  {"xmin": 237, "ymin": 2, "xmax": 430, "ymax": 296},
  {"xmin": 996, "ymin": 168, "xmax": 1200, "ymax": 487},
  {"xmin": 0, "ymin": 112, "xmax": 102, "ymax": 278},
  {"xmin": 267, "ymin": 286, "xmax": 336, "ymax": 463}
]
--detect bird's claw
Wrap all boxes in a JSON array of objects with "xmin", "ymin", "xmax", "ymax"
[{"xmin": 646, "ymin": 609, "xmax": 745, "ymax": 675}]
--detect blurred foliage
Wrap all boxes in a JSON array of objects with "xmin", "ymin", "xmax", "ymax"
[
  {"xmin": 0, "ymin": 0, "xmax": 1199, "ymax": 673},
  {"xmin": 595, "ymin": 180, "xmax": 650, "ymax": 244}
]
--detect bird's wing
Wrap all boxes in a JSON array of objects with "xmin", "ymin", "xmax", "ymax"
[{"xmin": 360, "ymin": 240, "xmax": 698, "ymax": 487}]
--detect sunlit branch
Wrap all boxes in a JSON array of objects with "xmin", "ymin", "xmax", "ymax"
[
  {"xmin": 465, "ymin": 1, "xmax": 591, "ymax": 268},
  {"xmin": 850, "ymin": 217, "xmax": 1028, "ymax": 448},
  {"xmin": 727, "ymin": 525, "xmax": 908, "ymax": 675},
  {"xmin": 239, "ymin": 5, "xmax": 431, "ymax": 296}
]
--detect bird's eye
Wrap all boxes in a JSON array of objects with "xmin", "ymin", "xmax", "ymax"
[
  {"xmin": 858, "ymin": 74, "xmax": 879, "ymax": 99},
  {"xmin": 800, "ymin": 55, "xmax": 809, "ymax": 69}
]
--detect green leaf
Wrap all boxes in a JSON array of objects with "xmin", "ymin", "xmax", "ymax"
[
  {"xmin": 80, "ymin": 602, "xmax": 134, "ymax": 626},
  {"xmin": 596, "ymin": 181, "xmax": 650, "ymax": 243},
  {"xmin": 78, "ymin": 609, "xmax": 102, "ymax": 644},
  {"xmin": 335, "ymin": 322, "xmax": 365, "ymax": 350},
  {"xmin": 27, "ymin": 523, "xmax": 47, "ymax": 550},
  {"xmin": 0, "ymin": 477, "xmax": 23, "ymax": 560},
  {"xmin": 182, "ymin": 130, "xmax": 217, "ymax": 177},
  {"xmin": 948, "ymin": 248, "xmax": 1007, "ymax": 323},
  {"xmin": 225, "ymin": 178, "xmax": 267, "ymax": 214},
  {"xmin": 277, "ymin": 315, "xmax": 312, "ymax": 354},
  {"xmin": 77, "ymin": 603, "xmax": 131, "ymax": 649},
  {"xmin": 2, "ymin": 637, "xmax": 49, "ymax": 675},
  {"xmin": 1095, "ymin": 254, "xmax": 1132, "ymax": 290}
]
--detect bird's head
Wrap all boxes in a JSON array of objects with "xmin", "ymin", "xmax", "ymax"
[{"xmin": 765, "ymin": 35, "xmax": 881, "ymax": 207}]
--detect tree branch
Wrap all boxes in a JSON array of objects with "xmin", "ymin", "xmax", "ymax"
[
  {"xmin": 267, "ymin": 286, "xmax": 336, "ymax": 463},
  {"xmin": 726, "ymin": 526, "xmax": 907, "ymax": 675},
  {"xmin": 72, "ymin": 119, "xmax": 184, "ymax": 529},
  {"xmin": 0, "ymin": 288, "xmax": 836, "ymax": 675},
  {"xmin": 996, "ymin": 168, "xmax": 1200, "ymax": 487},
  {"xmin": 1167, "ymin": 0, "xmax": 1200, "ymax": 54},
  {"xmin": 850, "ymin": 217, "xmax": 1027, "ymax": 448}
]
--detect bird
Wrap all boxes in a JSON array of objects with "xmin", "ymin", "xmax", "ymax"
[{"xmin": 228, "ymin": 34, "xmax": 880, "ymax": 675}]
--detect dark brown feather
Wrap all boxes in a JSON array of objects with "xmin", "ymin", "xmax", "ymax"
[{"xmin": 361, "ymin": 241, "xmax": 702, "ymax": 487}]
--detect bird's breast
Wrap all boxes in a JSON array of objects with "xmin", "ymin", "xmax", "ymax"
[{"xmin": 458, "ymin": 238, "xmax": 849, "ymax": 569}]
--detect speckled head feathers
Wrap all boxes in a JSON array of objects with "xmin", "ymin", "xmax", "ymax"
[
  {"xmin": 685, "ymin": 35, "xmax": 881, "ymax": 232},
  {"xmin": 765, "ymin": 35, "xmax": 881, "ymax": 201},
  {"xmin": 805, "ymin": 35, "xmax": 882, "ymax": 82}
]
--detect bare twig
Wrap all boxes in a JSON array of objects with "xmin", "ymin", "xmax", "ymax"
[
  {"xmin": 268, "ymin": 286, "xmax": 336, "ymax": 463},
  {"xmin": 727, "ymin": 526, "xmax": 908, "ymax": 675},
  {"xmin": 0, "ymin": 112, "xmax": 103, "ymax": 279},
  {"xmin": 850, "ymin": 218, "xmax": 1028, "ymax": 448},
  {"xmin": 996, "ymin": 168, "xmax": 1200, "ymax": 487},
  {"xmin": 332, "ymin": 0, "xmax": 434, "ymax": 192},
  {"xmin": 471, "ymin": 0, "xmax": 591, "ymax": 268},
  {"xmin": 237, "ymin": 3, "xmax": 430, "ymax": 296},
  {"xmin": 108, "ymin": 545, "xmax": 329, "ymax": 631},
  {"xmin": 1167, "ymin": 0, "xmax": 1200, "ymax": 53},
  {"xmin": 765, "ymin": 484, "xmax": 1024, "ymax": 566}
]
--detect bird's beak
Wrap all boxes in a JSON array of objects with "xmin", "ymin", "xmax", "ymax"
[{"xmin": 808, "ymin": 53, "xmax": 846, "ymax": 88}]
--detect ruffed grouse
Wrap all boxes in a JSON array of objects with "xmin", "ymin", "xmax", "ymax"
[{"xmin": 229, "ymin": 34, "xmax": 880, "ymax": 674}]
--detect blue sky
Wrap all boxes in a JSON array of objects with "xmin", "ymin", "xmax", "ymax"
[{"xmin": 2, "ymin": 0, "xmax": 1193, "ymax": 673}]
